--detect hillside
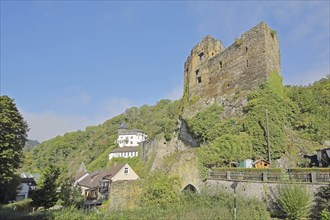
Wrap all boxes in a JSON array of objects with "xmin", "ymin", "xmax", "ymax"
[
  {"xmin": 22, "ymin": 99, "xmax": 181, "ymax": 179},
  {"xmin": 22, "ymin": 75, "xmax": 330, "ymax": 180}
]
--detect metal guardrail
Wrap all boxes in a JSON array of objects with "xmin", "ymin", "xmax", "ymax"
[{"xmin": 209, "ymin": 170, "xmax": 330, "ymax": 183}]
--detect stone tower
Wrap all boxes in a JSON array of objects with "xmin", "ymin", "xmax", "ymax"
[{"xmin": 183, "ymin": 22, "xmax": 281, "ymax": 102}]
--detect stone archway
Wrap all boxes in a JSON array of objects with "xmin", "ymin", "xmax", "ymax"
[{"xmin": 182, "ymin": 184, "xmax": 198, "ymax": 193}]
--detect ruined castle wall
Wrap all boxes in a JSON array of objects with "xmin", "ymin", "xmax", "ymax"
[
  {"xmin": 140, "ymin": 137, "xmax": 191, "ymax": 172},
  {"xmin": 184, "ymin": 22, "xmax": 281, "ymax": 102}
]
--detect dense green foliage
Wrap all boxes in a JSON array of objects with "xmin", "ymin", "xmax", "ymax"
[
  {"xmin": 186, "ymin": 104, "xmax": 225, "ymax": 143},
  {"xmin": 59, "ymin": 179, "xmax": 85, "ymax": 209},
  {"xmin": 275, "ymin": 184, "xmax": 312, "ymax": 219},
  {"xmin": 140, "ymin": 172, "xmax": 181, "ymax": 209},
  {"xmin": 0, "ymin": 199, "xmax": 34, "ymax": 220},
  {"xmin": 0, "ymin": 96, "xmax": 29, "ymax": 203},
  {"xmin": 30, "ymin": 165, "xmax": 60, "ymax": 209},
  {"xmin": 187, "ymin": 74, "xmax": 330, "ymax": 167},
  {"xmin": 286, "ymin": 77, "xmax": 330, "ymax": 143},
  {"xmin": 243, "ymin": 72, "xmax": 297, "ymax": 159}
]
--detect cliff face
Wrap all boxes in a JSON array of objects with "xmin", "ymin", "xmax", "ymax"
[{"xmin": 183, "ymin": 22, "xmax": 280, "ymax": 118}]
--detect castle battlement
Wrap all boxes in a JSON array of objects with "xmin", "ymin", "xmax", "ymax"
[{"xmin": 183, "ymin": 22, "xmax": 281, "ymax": 102}]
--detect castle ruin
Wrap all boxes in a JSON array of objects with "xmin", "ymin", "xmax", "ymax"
[{"xmin": 183, "ymin": 22, "xmax": 281, "ymax": 102}]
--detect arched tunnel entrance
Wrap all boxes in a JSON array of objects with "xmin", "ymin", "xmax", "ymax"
[{"xmin": 182, "ymin": 184, "xmax": 198, "ymax": 193}]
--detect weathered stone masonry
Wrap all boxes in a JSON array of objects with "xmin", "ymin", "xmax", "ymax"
[{"xmin": 184, "ymin": 21, "xmax": 281, "ymax": 102}]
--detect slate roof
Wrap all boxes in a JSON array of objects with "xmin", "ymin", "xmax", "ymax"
[
  {"xmin": 119, "ymin": 122, "xmax": 128, "ymax": 130},
  {"xmin": 74, "ymin": 171, "xmax": 88, "ymax": 181},
  {"xmin": 110, "ymin": 147, "xmax": 139, "ymax": 153},
  {"xmin": 118, "ymin": 129, "xmax": 145, "ymax": 135},
  {"xmin": 101, "ymin": 163, "xmax": 126, "ymax": 180},
  {"xmin": 21, "ymin": 172, "xmax": 40, "ymax": 180}
]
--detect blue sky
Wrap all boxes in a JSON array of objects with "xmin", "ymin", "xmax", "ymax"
[{"xmin": 1, "ymin": 1, "xmax": 329, "ymax": 142}]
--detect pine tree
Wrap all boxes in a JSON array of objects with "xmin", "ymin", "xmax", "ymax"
[{"xmin": 30, "ymin": 165, "xmax": 60, "ymax": 209}]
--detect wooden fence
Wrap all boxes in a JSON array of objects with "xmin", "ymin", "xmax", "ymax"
[{"xmin": 209, "ymin": 169, "xmax": 330, "ymax": 183}]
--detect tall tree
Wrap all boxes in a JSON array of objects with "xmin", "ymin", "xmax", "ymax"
[
  {"xmin": 0, "ymin": 95, "xmax": 29, "ymax": 203},
  {"xmin": 30, "ymin": 165, "xmax": 60, "ymax": 208}
]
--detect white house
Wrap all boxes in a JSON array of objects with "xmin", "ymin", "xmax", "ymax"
[
  {"xmin": 16, "ymin": 172, "xmax": 39, "ymax": 201},
  {"xmin": 109, "ymin": 123, "xmax": 147, "ymax": 160},
  {"xmin": 109, "ymin": 146, "xmax": 139, "ymax": 160},
  {"xmin": 117, "ymin": 122, "xmax": 147, "ymax": 147}
]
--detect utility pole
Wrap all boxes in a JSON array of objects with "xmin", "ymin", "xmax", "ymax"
[{"xmin": 265, "ymin": 109, "xmax": 271, "ymax": 166}]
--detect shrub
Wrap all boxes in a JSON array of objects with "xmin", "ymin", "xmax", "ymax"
[
  {"xmin": 276, "ymin": 184, "xmax": 312, "ymax": 219},
  {"xmin": 4, "ymin": 199, "xmax": 32, "ymax": 212},
  {"xmin": 140, "ymin": 172, "xmax": 181, "ymax": 209},
  {"xmin": 235, "ymin": 38, "xmax": 243, "ymax": 46},
  {"xmin": 270, "ymin": 29, "xmax": 277, "ymax": 38}
]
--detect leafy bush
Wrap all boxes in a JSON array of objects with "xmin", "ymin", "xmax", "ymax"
[
  {"xmin": 235, "ymin": 38, "xmax": 243, "ymax": 46},
  {"xmin": 3, "ymin": 199, "xmax": 32, "ymax": 212},
  {"xmin": 270, "ymin": 29, "xmax": 277, "ymax": 38},
  {"xmin": 140, "ymin": 172, "xmax": 181, "ymax": 209},
  {"xmin": 59, "ymin": 179, "xmax": 85, "ymax": 209}
]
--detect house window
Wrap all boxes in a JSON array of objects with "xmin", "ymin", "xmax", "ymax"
[
  {"xmin": 246, "ymin": 46, "xmax": 248, "ymax": 52},
  {"xmin": 198, "ymin": 52, "xmax": 205, "ymax": 61},
  {"xmin": 220, "ymin": 61, "xmax": 223, "ymax": 68},
  {"xmin": 130, "ymin": 141, "xmax": 133, "ymax": 144},
  {"xmin": 130, "ymin": 136, "xmax": 133, "ymax": 139},
  {"xmin": 124, "ymin": 167, "xmax": 129, "ymax": 174},
  {"xmin": 197, "ymin": 76, "xmax": 202, "ymax": 83},
  {"xmin": 195, "ymin": 69, "xmax": 199, "ymax": 75}
]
